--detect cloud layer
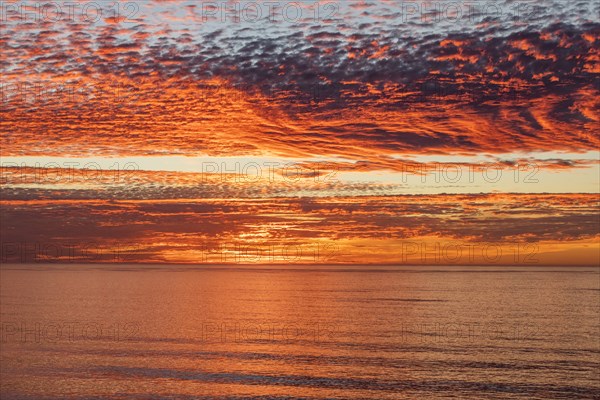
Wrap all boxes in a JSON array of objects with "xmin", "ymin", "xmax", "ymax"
[
  {"xmin": 2, "ymin": 1, "xmax": 598, "ymax": 160},
  {"xmin": 1, "ymin": 193, "xmax": 598, "ymax": 264},
  {"xmin": 1, "ymin": 1, "xmax": 598, "ymax": 264}
]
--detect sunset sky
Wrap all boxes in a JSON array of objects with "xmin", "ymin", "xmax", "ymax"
[{"xmin": 1, "ymin": 0, "xmax": 599, "ymax": 264}]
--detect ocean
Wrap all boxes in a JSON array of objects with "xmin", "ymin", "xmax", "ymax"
[{"xmin": 1, "ymin": 265, "xmax": 599, "ymax": 399}]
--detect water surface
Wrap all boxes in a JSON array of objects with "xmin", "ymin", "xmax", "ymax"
[{"xmin": 1, "ymin": 265, "xmax": 599, "ymax": 399}]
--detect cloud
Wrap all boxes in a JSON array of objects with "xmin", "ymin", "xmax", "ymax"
[
  {"xmin": 1, "ymin": 1, "xmax": 598, "ymax": 265},
  {"xmin": 1, "ymin": 194, "xmax": 598, "ymax": 263},
  {"xmin": 1, "ymin": 1, "xmax": 598, "ymax": 160}
]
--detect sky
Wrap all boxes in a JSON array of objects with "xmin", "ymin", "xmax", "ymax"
[{"xmin": 1, "ymin": 0, "xmax": 599, "ymax": 264}]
